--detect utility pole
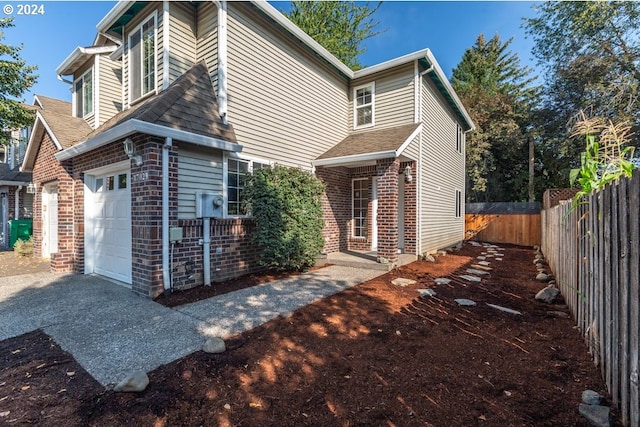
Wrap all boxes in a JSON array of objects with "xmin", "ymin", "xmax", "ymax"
[{"xmin": 528, "ymin": 136, "xmax": 534, "ymax": 202}]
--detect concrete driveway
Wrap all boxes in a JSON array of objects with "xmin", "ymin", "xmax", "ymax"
[{"xmin": 0, "ymin": 266, "xmax": 384, "ymax": 387}]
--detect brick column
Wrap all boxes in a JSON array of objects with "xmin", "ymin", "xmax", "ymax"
[{"xmin": 376, "ymin": 158, "xmax": 399, "ymax": 263}]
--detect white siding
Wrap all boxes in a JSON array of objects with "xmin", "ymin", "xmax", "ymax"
[
  {"xmin": 169, "ymin": 2, "xmax": 197, "ymax": 84},
  {"xmin": 349, "ymin": 64, "xmax": 415, "ymax": 131},
  {"xmin": 177, "ymin": 147, "xmax": 223, "ymax": 219},
  {"xmin": 196, "ymin": 2, "xmax": 218, "ymax": 89},
  {"xmin": 226, "ymin": 3, "xmax": 349, "ymax": 169},
  {"xmin": 98, "ymin": 54, "xmax": 122, "ymax": 125},
  {"xmin": 420, "ymin": 77, "xmax": 465, "ymax": 253}
]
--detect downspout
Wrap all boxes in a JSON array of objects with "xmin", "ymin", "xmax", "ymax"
[
  {"xmin": 215, "ymin": 0, "xmax": 228, "ymax": 124},
  {"xmin": 162, "ymin": 0, "xmax": 170, "ymax": 90},
  {"xmin": 15, "ymin": 186, "xmax": 21, "ymax": 219},
  {"xmin": 203, "ymin": 217, "xmax": 211, "ymax": 286},
  {"xmin": 162, "ymin": 137, "xmax": 172, "ymax": 291}
]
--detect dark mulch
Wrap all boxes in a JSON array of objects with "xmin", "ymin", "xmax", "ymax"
[{"xmin": 0, "ymin": 243, "xmax": 621, "ymax": 426}]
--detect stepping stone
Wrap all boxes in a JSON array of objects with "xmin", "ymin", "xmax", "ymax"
[
  {"xmin": 468, "ymin": 241, "xmax": 481, "ymax": 246},
  {"xmin": 455, "ymin": 298, "xmax": 477, "ymax": 306},
  {"xmin": 434, "ymin": 278, "xmax": 451, "ymax": 285},
  {"xmin": 486, "ymin": 303, "xmax": 522, "ymax": 315},
  {"xmin": 494, "ymin": 253, "xmax": 504, "ymax": 257},
  {"xmin": 485, "ymin": 254, "xmax": 495, "ymax": 258},
  {"xmin": 418, "ymin": 288, "xmax": 436, "ymax": 297},
  {"xmin": 481, "ymin": 252, "xmax": 487, "ymax": 255},
  {"xmin": 495, "ymin": 257, "xmax": 503, "ymax": 261},
  {"xmin": 459, "ymin": 274, "xmax": 482, "ymax": 282},
  {"xmin": 477, "ymin": 261, "xmax": 491, "ymax": 266},
  {"xmin": 466, "ymin": 268, "xmax": 489, "ymax": 276},
  {"xmin": 476, "ymin": 256, "xmax": 486, "ymax": 260},
  {"xmin": 392, "ymin": 278, "xmax": 417, "ymax": 287},
  {"xmin": 470, "ymin": 264, "xmax": 492, "ymax": 271}
]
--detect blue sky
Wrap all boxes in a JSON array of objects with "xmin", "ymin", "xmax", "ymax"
[{"xmin": 2, "ymin": 1, "xmax": 539, "ymax": 104}]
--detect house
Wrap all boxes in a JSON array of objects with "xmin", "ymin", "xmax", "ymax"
[
  {"xmin": 0, "ymin": 123, "xmax": 34, "ymax": 249},
  {"xmin": 21, "ymin": 1, "xmax": 474, "ymax": 298}
]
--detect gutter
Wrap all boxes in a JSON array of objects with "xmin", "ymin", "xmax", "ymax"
[{"xmin": 55, "ymin": 119, "xmax": 242, "ymax": 161}]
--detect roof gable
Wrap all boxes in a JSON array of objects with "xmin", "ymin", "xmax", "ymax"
[
  {"xmin": 21, "ymin": 96, "xmax": 93, "ymax": 171},
  {"xmin": 83, "ymin": 60, "xmax": 236, "ymax": 144}
]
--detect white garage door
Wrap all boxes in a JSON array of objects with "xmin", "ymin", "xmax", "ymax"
[{"xmin": 85, "ymin": 166, "xmax": 132, "ymax": 285}]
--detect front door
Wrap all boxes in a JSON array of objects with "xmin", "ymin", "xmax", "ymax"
[{"xmin": 41, "ymin": 185, "xmax": 58, "ymax": 258}]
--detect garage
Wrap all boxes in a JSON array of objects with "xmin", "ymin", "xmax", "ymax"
[{"xmin": 84, "ymin": 162, "xmax": 132, "ymax": 285}]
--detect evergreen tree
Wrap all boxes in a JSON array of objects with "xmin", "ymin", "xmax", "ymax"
[
  {"xmin": 452, "ymin": 34, "xmax": 540, "ymax": 202},
  {"xmin": 284, "ymin": 1, "xmax": 382, "ymax": 70}
]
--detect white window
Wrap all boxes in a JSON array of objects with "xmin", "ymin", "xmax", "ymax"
[
  {"xmin": 94, "ymin": 173, "xmax": 128, "ymax": 193},
  {"xmin": 354, "ymin": 82, "xmax": 375, "ymax": 129},
  {"xmin": 74, "ymin": 68, "xmax": 93, "ymax": 118},
  {"xmin": 129, "ymin": 14, "xmax": 156, "ymax": 102},
  {"xmin": 456, "ymin": 124, "xmax": 463, "ymax": 154},
  {"xmin": 352, "ymin": 178, "xmax": 369, "ymax": 238},
  {"xmin": 455, "ymin": 189, "xmax": 462, "ymax": 218},
  {"xmin": 225, "ymin": 156, "xmax": 271, "ymax": 217}
]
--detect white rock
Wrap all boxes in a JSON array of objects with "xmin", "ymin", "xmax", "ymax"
[
  {"xmin": 434, "ymin": 278, "xmax": 451, "ymax": 285},
  {"xmin": 582, "ymin": 390, "xmax": 603, "ymax": 405},
  {"xmin": 466, "ymin": 268, "xmax": 489, "ymax": 276},
  {"xmin": 459, "ymin": 274, "xmax": 482, "ymax": 282},
  {"xmin": 455, "ymin": 298, "xmax": 477, "ymax": 306},
  {"xmin": 536, "ymin": 272, "xmax": 550, "ymax": 282},
  {"xmin": 114, "ymin": 371, "xmax": 149, "ymax": 392},
  {"xmin": 579, "ymin": 404, "xmax": 611, "ymax": 427},
  {"xmin": 392, "ymin": 278, "xmax": 417, "ymax": 287},
  {"xmin": 486, "ymin": 303, "xmax": 522, "ymax": 315},
  {"xmin": 203, "ymin": 337, "xmax": 226, "ymax": 354},
  {"xmin": 418, "ymin": 288, "xmax": 437, "ymax": 297}
]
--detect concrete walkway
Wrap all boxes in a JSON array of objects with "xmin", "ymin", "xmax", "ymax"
[{"xmin": 0, "ymin": 266, "xmax": 384, "ymax": 386}]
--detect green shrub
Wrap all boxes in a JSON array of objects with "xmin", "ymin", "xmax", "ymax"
[
  {"xmin": 13, "ymin": 236, "xmax": 33, "ymax": 257},
  {"xmin": 243, "ymin": 165, "xmax": 325, "ymax": 271}
]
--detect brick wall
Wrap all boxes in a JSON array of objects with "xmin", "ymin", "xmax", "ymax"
[
  {"xmin": 376, "ymin": 158, "xmax": 399, "ymax": 262},
  {"xmin": 316, "ymin": 166, "xmax": 350, "ymax": 253},
  {"xmin": 171, "ymin": 218, "xmax": 262, "ymax": 291},
  {"xmin": 400, "ymin": 161, "xmax": 417, "ymax": 254}
]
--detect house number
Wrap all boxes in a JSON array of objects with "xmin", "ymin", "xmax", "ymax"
[{"xmin": 132, "ymin": 171, "xmax": 149, "ymax": 183}]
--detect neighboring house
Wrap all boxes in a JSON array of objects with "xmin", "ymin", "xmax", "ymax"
[
  {"xmin": 0, "ymin": 124, "xmax": 34, "ymax": 249},
  {"xmin": 21, "ymin": 1, "xmax": 474, "ymax": 298}
]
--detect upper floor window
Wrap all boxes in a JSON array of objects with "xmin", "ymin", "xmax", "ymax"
[
  {"xmin": 226, "ymin": 156, "xmax": 271, "ymax": 217},
  {"xmin": 354, "ymin": 82, "xmax": 375, "ymax": 129},
  {"xmin": 129, "ymin": 14, "xmax": 156, "ymax": 102},
  {"xmin": 74, "ymin": 68, "xmax": 93, "ymax": 118},
  {"xmin": 456, "ymin": 124, "xmax": 463, "ymax": 154}
]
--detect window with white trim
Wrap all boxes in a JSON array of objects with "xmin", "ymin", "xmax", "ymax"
[
  {"xmin": 129, "ymin": 14, "xmax": 156, "ymax": 102},
  {"xmin": 226, "ymin": 157, "xmax": 271, "ymax": 217},
  {"xmin": 74, "ymin": 68, "xmax": 93, "ymax": 118},
  {"xmin": 455, "ymin": 189, "xmax": 462, "ymax": 218},
  {"xmin": 456, "ymin": 124, "xmax": 463, "ymax": 154},
  {"xmin": 352, "ymin": 178, "xmax": 370, "ymax": 238},
  {"xmin": 354, "ymin": 82, "xmax": 375, "ymax": 129}
]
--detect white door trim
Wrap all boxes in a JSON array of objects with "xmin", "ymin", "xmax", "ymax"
[{"xmin": 398, "ymin": 174, "xmax": 405, "ymax": 253}]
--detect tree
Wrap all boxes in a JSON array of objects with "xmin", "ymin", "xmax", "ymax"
[
  {"xmin": 284, "ymin": 1, "xmax": 382, "ymax": 70},
  {"xmin": 452, "ymin": 34, "xmax": 541, "ymax": 202},
  {"xmin": 524, "ymin": 1, "xmax": 640, "ymax": 172},
  {"xmin": 243, "ymin": 165, "xmax": 325, "ymax": 271},
  {"xmin": 0, "ymin": 18, "xmax": 37, "ymax": 144}
]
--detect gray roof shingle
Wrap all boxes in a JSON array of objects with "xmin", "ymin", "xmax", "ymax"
[{"xmin": 316, "ymin": 123, "xmax": 420, "ymax": 160}]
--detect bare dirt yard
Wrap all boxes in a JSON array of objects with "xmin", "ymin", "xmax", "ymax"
[
  {"xmin": 0, "ymin": 251, "xmax": 49, "ymax": 277},
  {"xmin": 0, "ymin": 243, "xmax": 621, "ymax": 426}
]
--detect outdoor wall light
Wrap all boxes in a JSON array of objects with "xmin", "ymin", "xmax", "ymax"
[
  {"xmin": 123, "ymin": 138, "xmax": 143, "ymax": 166},
  {"xmin": 26, "ymin": 183, "xmax": 36, "ymax": 194},
  {"xmin": 404, "ymin": 165, "xmax": 413, "ymax": 183}
]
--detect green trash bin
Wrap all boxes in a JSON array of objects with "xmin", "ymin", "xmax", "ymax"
[{"xmin": 9, "ymin": 219, "xmax": 33, "ymax": 249}]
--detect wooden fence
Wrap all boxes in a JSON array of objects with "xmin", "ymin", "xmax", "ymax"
[
  {"xmin": 541, "ymin": 172, "xmax": 640, "ymax": 427},
  {"xmin": 465, "ymin": 202, "xmax": 541, "ymax": 247}
]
